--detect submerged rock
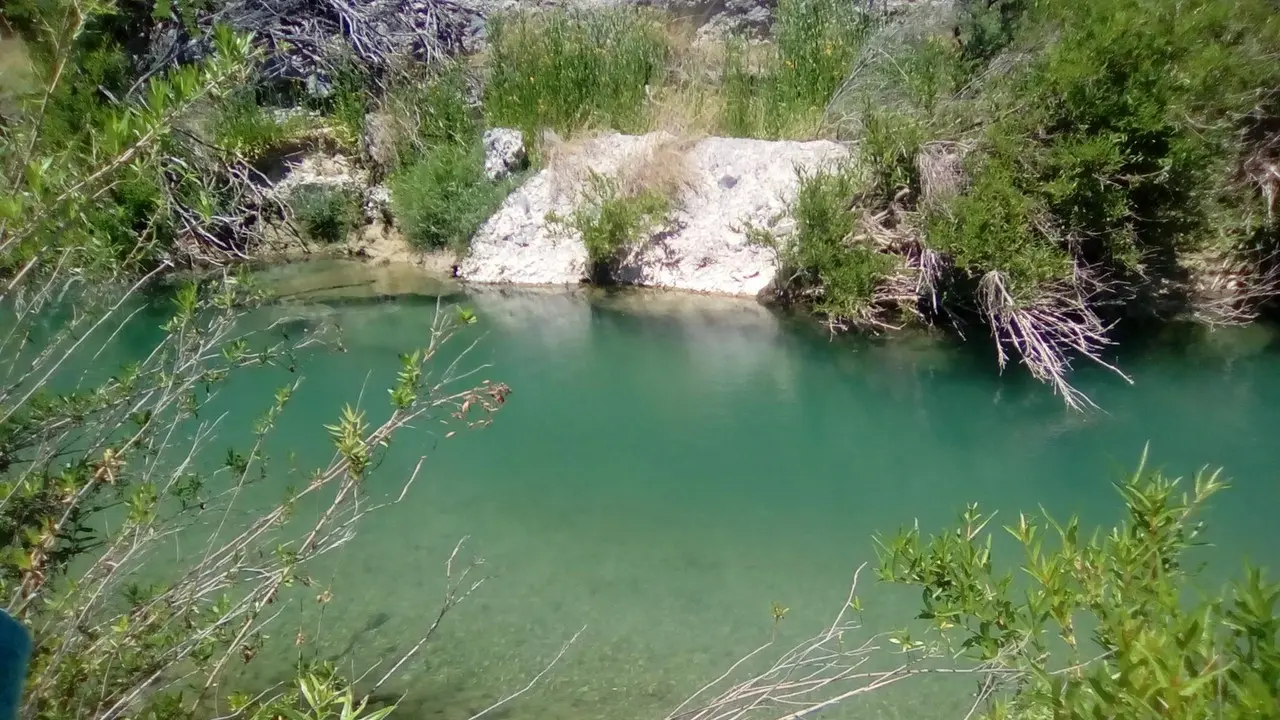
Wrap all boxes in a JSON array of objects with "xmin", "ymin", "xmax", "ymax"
[{"xmin": 458, "ymin": 132, "xmax": 850, "ymax": 296}]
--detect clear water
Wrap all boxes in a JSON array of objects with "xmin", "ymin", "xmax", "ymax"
[{"xmin": 142, "ymin": 262, "xmax": 1280, "ymax": 719}]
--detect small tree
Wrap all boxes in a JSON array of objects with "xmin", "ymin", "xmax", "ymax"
[{"xmin": 875, "ymin": 449, "xmax": 1280, "ymax": 719}]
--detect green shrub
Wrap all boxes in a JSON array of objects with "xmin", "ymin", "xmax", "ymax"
[
  {"xmin": 212, "ymin": 90, "xmax": 311, "ymax": 159},
  {"xmin": 484, "ymin": 8, "xmax": 669, "ymax": 137},
  {"xmin": 302, "ymin": 56, "xmax": 370, "ymax": 147},
  {"xmin": 985, "ymin": 0, "xmax": 1280, "ymax": 274},
  {"xmin": 390, "ymin": 143, "xmax": 508, "ymax": 252},
  {"xmin": 878, "ymin": 453, "xmax": 1280, "ymax": 720},
  {"xmin": 861, "ymin": 108, "xmax": 925, "ymax": 204},
  {"xmin": 925, "ymin": 146, "xmax": 1071, "ymax": 300},
  {"xmin": 954, "ymin": 0, "xmax": 1029, "ymax": 66},
  {"xmin": 384, "ymin": 64, "xmax": 480, "ymax": 160},
  {"xmin": 777, "ymin": 167, "xmax": 896, "ymax": 322},
  {"xmin": 557, "ymin": 172, "xmax": 671, "ymax": 283},
  {"xmin": 290, "ymin": 184, "xmax": 363, "ymax": 244}
]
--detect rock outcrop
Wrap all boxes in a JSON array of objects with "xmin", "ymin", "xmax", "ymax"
[
  {"xmin": 482, "ymin": 127, "xmax": 528, "ymax": 180},
  {"xmin": 458, "ymin": 133, "xmax": 850, "ymax": 296}
]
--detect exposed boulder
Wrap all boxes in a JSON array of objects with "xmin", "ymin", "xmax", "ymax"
[
  {"xmin": 483, "ymin": 127, "xmax": 528, "ymax": 180},
  {"xmin": 458, "ymin": 132, "xmax": 850, "ymax": 295}
]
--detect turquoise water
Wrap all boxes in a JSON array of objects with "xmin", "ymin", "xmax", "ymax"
[{"xmin": 163, "ymin": 263, "xmax": 1280, "ymax": 718}]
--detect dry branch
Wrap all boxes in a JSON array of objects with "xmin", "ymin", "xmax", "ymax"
[
  {"xmin": 666, "ymin": 565, "xmax": 933, "ymax": 720},
  {"xmin": 146, "ymin": 0, "xmax": 483, "ymax": 90},
  {"xmin": 978, "ymin": 267, "xmax": 1131, "ymax": 411},
  {"xmin": 1183, "ymin": 245, "xmax": 1280, "ymax": 326},
  {"xmin": 916, "ymin": 142, "xmax": 969, "ymax": 210}
]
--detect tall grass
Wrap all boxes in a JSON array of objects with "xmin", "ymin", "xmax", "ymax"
[
  {"xmin": 484, "ymin": 9, "xmax": 670, "ymax": 137},
  {"xmin": 721, "ymin": 0, "xmax": 871, "ymax": 139},
  {"xmin": 481, "ymin": 0, "xmax": 869, "ymax": 141}
]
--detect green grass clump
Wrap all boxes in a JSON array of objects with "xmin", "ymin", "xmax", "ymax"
[
  {"xmin": 212, "ymin": 90, "xmax": 315, "ymax": 160},
  {"xmin": 382, "ymin": 65, "xmax": 480, "ymax": 168},
  {"xmin": 290, "ymin": 185, "xmax": 363, "ymax": 244},
  {"xmin": 721, "ymin": 0, "xmax": 870, "ymax": 139},
  {"xmin": 484, "ymin": 8, "xmax": 670, "ymax": 137},
  {"xmin": 559, "ymin": 172, "xmax": 671, "ymax": 284},
  {"xmin": 777, "ymin": 167, "xmax": 896, "ymax": 322},
  {"xmin": 389, "ymin": 144, "xmax": 509, "ymax": 252}
]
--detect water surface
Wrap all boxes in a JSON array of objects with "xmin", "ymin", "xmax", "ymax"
[{"xmin": 168, "ymin": 262, "xmax": 1280, "ymax": 719}]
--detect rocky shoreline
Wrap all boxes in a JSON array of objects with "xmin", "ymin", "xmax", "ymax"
[{"xmin": 271, "ymin": 129, "xmax": 856, "ymax": 299}]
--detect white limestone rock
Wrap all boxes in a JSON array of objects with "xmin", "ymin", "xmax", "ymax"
[
  {"xmin": 459, "ymin": 133, "xmax": 851, "ymax": 296},
  {"xmin": 483, "ymin": 127, "xmax": 528, "ymax": 180}
]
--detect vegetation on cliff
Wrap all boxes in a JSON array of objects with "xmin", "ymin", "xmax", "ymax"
[{"xmin": 1, "ymin": 0, "xmax": 1278, "ymax": 718}]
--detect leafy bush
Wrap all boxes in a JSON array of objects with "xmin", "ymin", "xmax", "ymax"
[
  {"xmin": 877, "ymin": 451, "xmax": 1280, "ymax": 720},
  {"xmin": 484, "ymin": 8, "xmax": 670, "ymax": 137},
  {"xmin": 925, "ymin": 148, "xmax": 1071, "ymax": 300},
  {"xmin": 390, "ymin": 143, "xmax": 508, "ymax": 252},
  {"xmin": 776, "ymin": 167, "xmax": 896, "ymax": 322},
  {"xmin": 291, "ymin": 184, "xmax": 363, "ymax": 244},
  {"xmin": 984, "ymin": 0, "xmax": 1280, "ymax": 274},
  {"xmin": 384, "ymin": 63, "xmax": 515, "ymax": 254},
  {"xmin": 954, "ymin": 0, "xmax": 1029, "ymax": 66}
]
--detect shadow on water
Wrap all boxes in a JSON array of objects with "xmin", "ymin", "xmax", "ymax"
[{"xmin": 327, "ymin": 611, "xmax": 393, "ymax": 664}]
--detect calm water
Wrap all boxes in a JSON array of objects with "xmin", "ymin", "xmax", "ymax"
[{"xmin": 142, "ymin": 262, "xmax": 1280, "ymax": 718}]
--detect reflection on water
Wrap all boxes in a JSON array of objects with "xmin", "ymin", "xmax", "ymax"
[{"xmin": 161, "ymin": 261, "xmax": 1280, "ymax": 719}]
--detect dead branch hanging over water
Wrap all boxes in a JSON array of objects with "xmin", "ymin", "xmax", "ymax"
[
  {"xmin": 977, "ymin": 267, "xmax": 1132, "ymax": 411},
  {"xmin": 665, "ymin": 566, "xmax": 929, "ymax": 720}
]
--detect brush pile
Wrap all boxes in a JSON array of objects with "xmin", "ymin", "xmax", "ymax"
[{"xmin": 144, "ymin": 0, "xmax": 484, "ymax": 90}]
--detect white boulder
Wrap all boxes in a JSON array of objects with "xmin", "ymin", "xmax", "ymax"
[{"xmin": 459, "ymin": 132, "xmax": 851, "ymax": 296}]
